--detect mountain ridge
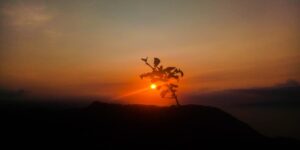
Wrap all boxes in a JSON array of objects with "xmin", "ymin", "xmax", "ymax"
[{"xmin": 1, "ymin": 100, "xmax": 299, "ymax": 148}]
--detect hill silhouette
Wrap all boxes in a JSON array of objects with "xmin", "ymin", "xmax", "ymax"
[{"xmin": 1, "ymin": 101, "xmax": 299, "ymax": 148}]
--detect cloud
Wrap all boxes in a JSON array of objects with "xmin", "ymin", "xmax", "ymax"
[
  {"xmin": 275, "ymin": 79, "xmax": 300, "ymax": 88},
  {"xmin": 185, "ymin": 79, "xmax": 300, "ymax": 108},
  {"xmin": 1, "ymin": 2, "xmax": 52, "ymax": 28},
  {"xmin": 0, "ymin": 87, "xmax": 26, "ymax": 98},
  {"xmin": 79, "ymin": 81, "xmax": 130, "ymax": 89}
]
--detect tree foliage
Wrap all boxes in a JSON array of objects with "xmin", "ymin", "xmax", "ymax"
[{"xmin": 140, "ymin": 57, "xmax": 184, "ymax": 106}]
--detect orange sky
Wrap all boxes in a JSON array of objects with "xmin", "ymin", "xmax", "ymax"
[{"xmin": 0, "ymin": 0, "xmax": 299, "ymax": 105}]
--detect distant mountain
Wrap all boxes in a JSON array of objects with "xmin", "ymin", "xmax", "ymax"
[{"xmin": 1, "ymin": 101, "xmax": 299, "ymax": 148}]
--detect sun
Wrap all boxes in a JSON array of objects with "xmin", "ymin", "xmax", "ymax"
[{"xmin": 150, "ymin": 83, "xmax": 157, "ymax": 90}]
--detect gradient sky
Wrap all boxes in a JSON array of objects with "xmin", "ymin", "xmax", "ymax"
[{"xmin": 1, "ymin": 0, "xmax": 299, "ymax": 104}]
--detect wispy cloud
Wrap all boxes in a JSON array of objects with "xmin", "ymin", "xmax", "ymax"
[{"xmin": 1, "ymin": 2, "xmax": 52, "ymax": 28}]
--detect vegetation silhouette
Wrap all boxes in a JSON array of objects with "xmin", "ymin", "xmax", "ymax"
[
  {"xmin": 1, "ymin": 101, "xmax": 299, "ymax": 148},
  {"xmin": 140, "ymin": 57, "xmax": 184, "ymax": 106}
]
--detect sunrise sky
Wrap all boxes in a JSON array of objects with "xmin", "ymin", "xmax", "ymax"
[{"xmin": 1, "ymin": 0, "xmax": 299, "ymax": 105}]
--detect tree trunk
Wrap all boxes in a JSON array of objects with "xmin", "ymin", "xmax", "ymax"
[{"xmin": 174, "ymin": 95, "xmax": 180, "ymax": 106}]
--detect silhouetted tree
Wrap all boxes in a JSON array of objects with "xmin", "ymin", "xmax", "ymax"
[{"xmin": 140, "ymin": 57, "xmax": 184, "ymax": 106}]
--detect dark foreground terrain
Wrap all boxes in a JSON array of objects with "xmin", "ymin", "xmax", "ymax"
[{"xmin": 1, "ymin": 101, "xmax": 299, "ymax": 148}]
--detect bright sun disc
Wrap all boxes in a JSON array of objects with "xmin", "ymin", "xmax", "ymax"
[{"xmin": 150, "ymin": 83, "xmax": 157, "ymax": 90}]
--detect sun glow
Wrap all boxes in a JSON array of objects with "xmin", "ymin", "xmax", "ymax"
[{"xmin": 150, "ymin": 83, "xmax": 157, "ymax": 90}]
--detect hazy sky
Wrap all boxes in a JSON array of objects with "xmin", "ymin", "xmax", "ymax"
[{"xmin": 1, "ymin": 0, "xmax": 299, "ymax": 104}]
